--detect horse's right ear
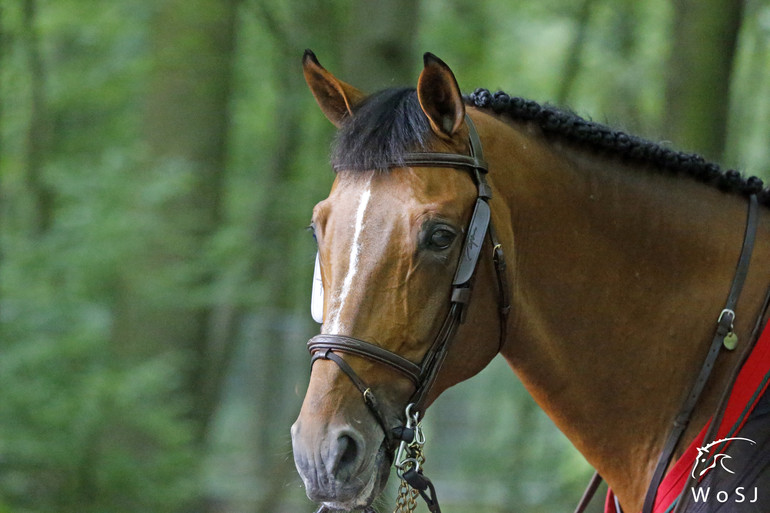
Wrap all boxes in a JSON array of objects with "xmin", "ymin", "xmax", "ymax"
[{"xmin": 303, "ymin": 50, "xmax": 365, "ymax": 127}]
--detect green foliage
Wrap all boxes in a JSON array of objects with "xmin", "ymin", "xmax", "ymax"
[
  {"xmin": 0, "ymin": 336, "xmax": 198, "ymax": 512},
  {"xmin": 1, "ymin": 209, "xmax": 198, "ymax": 512},
  {"xmin": 1, "ymin": 1, "xmax": 200, "ymax": 511}
]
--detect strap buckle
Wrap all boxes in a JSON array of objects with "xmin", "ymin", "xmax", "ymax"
[
  {"xmin": 717, "ymin": 308, "xmax": 735, "ymax": 337},
  {"xmin": 717, "ymin": 308, "xmax": 735, "ymax": 326}
]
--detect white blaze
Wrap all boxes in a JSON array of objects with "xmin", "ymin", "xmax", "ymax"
[{"xmin": 325, "ymin": 183, "xmax": 372, "ymax": 334}]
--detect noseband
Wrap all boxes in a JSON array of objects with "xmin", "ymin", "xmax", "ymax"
[{"xmin": 308, "ymin": 115, "xmax": 510, "ymax": 443}]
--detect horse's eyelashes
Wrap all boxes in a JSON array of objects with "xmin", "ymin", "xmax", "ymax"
[{"xmin": 307, "ymin": 223, "xmax": 318, "ymax": 243}]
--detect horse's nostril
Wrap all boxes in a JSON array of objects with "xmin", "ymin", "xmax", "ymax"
[
  {"xmin": 330, "ymin": 428, "xmax": 364, "ymax": 477},
  {"xmin": 338, "ymin": 434, "xmax": 358, "ymax": 466}
]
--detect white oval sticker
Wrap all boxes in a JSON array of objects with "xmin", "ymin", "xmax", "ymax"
[{"xmin": 311, "ymin": 252, "xmax": 324, "ymax": 324}]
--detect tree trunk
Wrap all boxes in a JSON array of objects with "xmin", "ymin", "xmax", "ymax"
[
  {"xmin": 724, "ymin": 0, "xmax": 770, "ymax": 176},
  {"xmin": 246, "ymin": 3, "xmax": 422, "ymax": 511},
  {"xmin": 663, "ymin": 0, "xmax": 744, "ymax": 161},
  {"xmin": 248, "ymin": 4, "xmax": 340, "ymax": 511},
  {"xmin": 556, "ymin": 0, "xmax": 598, "ymax": 106},
  {"xmin": 112, "ymin": 0, "xmax": 239, "ymax": 444},
  {"xmin": 21, "ymin": 0, "xmax": 54, "ymax": 235}
]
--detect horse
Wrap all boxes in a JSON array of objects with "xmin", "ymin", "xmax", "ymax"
[{"xmin": 290, "ymin": 50, "xmax": 770, "ymax": 513}]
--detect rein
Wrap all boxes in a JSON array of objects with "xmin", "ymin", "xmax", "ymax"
[
  {"xmin": 307, "ymin": 115, "xmax": 510, "ymax": 513},
  {"xmin": 574, "ymin": 194, "xmax": 762, "ymax": 513}
]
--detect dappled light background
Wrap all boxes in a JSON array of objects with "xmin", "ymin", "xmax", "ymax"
[{"xmin": 2, "ymin": 1, "xmax": 769, "ymax": 512}]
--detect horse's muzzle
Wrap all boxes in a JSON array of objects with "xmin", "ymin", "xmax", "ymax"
[{"xmin": 291, "ymin": 418, "xmax": 391, "ymax": 510}]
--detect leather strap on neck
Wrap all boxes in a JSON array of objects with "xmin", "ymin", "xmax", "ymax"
[
  {"xmin": 575, "ymin": 195, "xmax": 761, "ymax": 513},
  {"xmin": 641, "ymin": 194, "xmax": 759, "ymax": 513},
  {"xmin": 671, "ymin": 282, "xmax": 770, "ymax": 513}
]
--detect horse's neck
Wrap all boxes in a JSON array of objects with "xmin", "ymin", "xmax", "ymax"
[{"xmin": 487, "ymin": 117, "xmax": 770, "ymax": 511}]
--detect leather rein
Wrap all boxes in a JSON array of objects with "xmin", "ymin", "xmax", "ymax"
[{"xmin": 307, "ymin": 115, "xmax": 510, "ymax": 513}]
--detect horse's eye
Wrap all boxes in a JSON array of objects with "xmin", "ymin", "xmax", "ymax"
[{"xmin": 428, "ymin": 228, "xmax": 456, "ymax": 250}]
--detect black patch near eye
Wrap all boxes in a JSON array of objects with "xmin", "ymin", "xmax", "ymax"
[{"xmin": 307, "ymin": 224, "xmax": 318, "ymax": 243}]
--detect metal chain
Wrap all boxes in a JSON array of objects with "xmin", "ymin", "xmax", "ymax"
[
  {"xmin": 394, "ymin": 404, "xmax": 427, "ymax": 513},
  {"xmin": 394, "ymin": 448, "xmax": 425, "ymax": 513},
  {"xmin": 394, "ymin": 477, "xmax": 418, "ymax": 513}
]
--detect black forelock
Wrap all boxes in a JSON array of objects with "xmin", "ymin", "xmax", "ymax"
[{"xmin": 330, "ymin": 88, "xmax": 432, "ymax": 172}]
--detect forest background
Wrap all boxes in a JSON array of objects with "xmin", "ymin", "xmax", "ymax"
[{"xmin": 2, "ymin": 0, "xmax": 770, "ymax": 512}]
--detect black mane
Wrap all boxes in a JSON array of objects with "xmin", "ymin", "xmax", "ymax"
[
  {"xmin": 330, "ymin": 86, "xmax": 769, "ymax": 206},
  {"xmin": 466, "ymin": 88, "xmax": 769, "ymax": 206}
]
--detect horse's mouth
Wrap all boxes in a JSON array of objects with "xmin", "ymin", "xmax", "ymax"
[{"xmin": 311, "ymin": 440, "xmax": 392, "ymax": 513}]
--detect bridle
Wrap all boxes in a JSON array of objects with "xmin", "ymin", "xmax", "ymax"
[
  {"xmin": 308, "ymin": 114, "xmax": 510, "ymax": 427},
  {"xmin": 307, "ymin": 115, "xmax": 510, "ymax": 512}
]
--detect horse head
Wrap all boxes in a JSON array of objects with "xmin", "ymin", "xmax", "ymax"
[{"xmin": 290, "ymin": 51, "xmax": 508, "ymax": 511}]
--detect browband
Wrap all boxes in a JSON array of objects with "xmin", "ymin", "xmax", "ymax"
[{"xmin": 399, "ymin": 153, "xmax": 487, "ymax": 172}]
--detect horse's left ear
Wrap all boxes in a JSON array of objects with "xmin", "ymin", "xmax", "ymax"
[{"xmin": 417, "ymin": 53, "xmax": 465, "ymax": 139}]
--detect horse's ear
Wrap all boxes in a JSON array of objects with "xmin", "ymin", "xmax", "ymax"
[
  {"xmin": 417, "ymin": 53, "xmax": 465, "ymax": 139},
  {"xmin": 302, "ymin": 49, "xmax": 365, "ymax": 128}
]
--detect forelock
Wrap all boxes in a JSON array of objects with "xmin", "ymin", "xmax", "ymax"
[{"xmin": 331, "ymin": 88, "xmax": 432, "ymax": 172}]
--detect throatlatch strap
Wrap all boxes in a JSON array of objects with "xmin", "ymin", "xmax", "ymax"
[
  {"xmin": 487, "ymin": 219, "xmax": 510, "ymax": 352},
  {"xmin": 573, "ymin": 472, "xmax": 603, "ymax": 513}
]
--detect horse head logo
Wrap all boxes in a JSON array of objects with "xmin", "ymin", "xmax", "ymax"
[{"xmin": 690, "ymin": 437, "xmax": 756, "ymax": 479}]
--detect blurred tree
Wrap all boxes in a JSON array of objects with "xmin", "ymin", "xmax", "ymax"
[
  {"xmin": 663, "ymin": 0, "xmax": 745, "ymax": 160},
  {"xmin": 556, "ymin": 0, "xmax": 597, "ymax": 105},
  {"xmin": 236, "ymin": 3, "xmax": 422, "ymax": 511},
  {"xmin": 245, "ymin": 2, "xmax": 335, "ymax": 511},
  {"xmin": 20, "ymin": 0, "xmax": 54, "ymax": 235},
  {"xmin": 98, "ymin": 1, "xmax": 242, "ymax": 509},
  {"xmin": 1, "ymin": 1, "xmax": 201, "ymax": 510},
  {"xmin": 726, "ymin": 0, "xmax": 770, "ymax": 176},
  {"xmin": 111, "ymin": 0, "xmax": 239, "ymax": 446},
  {"xmin": 341, "ymin": 0, "xmax": 420, "ymax": 90}
]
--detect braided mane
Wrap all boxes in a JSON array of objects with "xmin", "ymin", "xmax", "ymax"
[
  {"xmin": 331, "ymin": 86, "xmax": 769, "ymax": 207},
  {"xmin": 465, "ymin": 89, "xmax": 770, "ymax": 207}
]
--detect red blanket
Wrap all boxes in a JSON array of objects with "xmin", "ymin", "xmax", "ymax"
[{"xmin": 605, "ymin": 321, "xmax": 770, "ymax": 513}]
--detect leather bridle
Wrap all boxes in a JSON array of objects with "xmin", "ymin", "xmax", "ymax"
[{"xmin": 307, "ymin": 115, "xmax": 510, "ymax": 447}]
